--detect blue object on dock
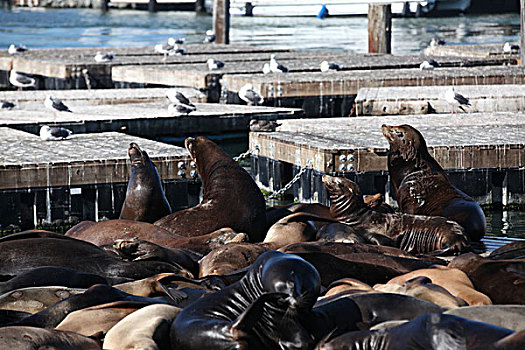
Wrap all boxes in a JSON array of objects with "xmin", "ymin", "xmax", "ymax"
[{"xmin": 317, "ymin": 5, "xmax": 329, "ymax": 19}]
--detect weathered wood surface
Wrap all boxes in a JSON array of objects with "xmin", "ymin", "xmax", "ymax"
[
  {"xmin": 368, "ymin": 4, "xmax": 391, "ymax": 54},
  {"xmin": 0, "ymin": 127, "xmax": 190, "ymax": 190},
  {"xmin": 424, "ymin": 43, "xmax": 519, "ymax": 58},
  {"xmin": 223, "ymin": 66, "xmax": 525, "ymax": 98},
  {"xmin": 0, "ymin": 101, "xmax": 303, "ymax": 136},
  {"xmin": 249, "ymin": 113, "xmax": 525, "ymax": 173},
  {"xmin": 355, "ymin": 84, "xmax": 525, "ymax": 115}
]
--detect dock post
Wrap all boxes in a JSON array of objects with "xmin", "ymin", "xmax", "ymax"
[
  {"xmin": 521, "ymin": 0, "xmax": 525, "ymax": 66},
  {"xmin": 148, "ymin": 0, "xmax": 157, "ymax": 12},
  {"xmin": 195, "ymin": 0, "xmax": 206, "ymax": 13},
  {"xmin": 368, "ymin": 4, "xmax": 392, "ymax": 54},
  {"xmin": 101, "ymin": 0, "xmax": 109, "ymax": 12},
  {"xmin": 213, "ymin": 0, "xmax": 230, "ymax": 44}
]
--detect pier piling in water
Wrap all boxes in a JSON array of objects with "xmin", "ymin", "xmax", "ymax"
[
  {"xmin": 368, "ymin": 4, "xmax": 391, "ymax": 54},
  {"xmin": 213, "ymin": 0, "xmax": 230, "ymax": 44}
]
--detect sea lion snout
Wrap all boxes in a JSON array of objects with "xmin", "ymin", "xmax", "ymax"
[
  {"xmin": 184, "ymin": 137, "xmax": 197, "ymax": 158},
  {"xmin": 128, "ymin": 143, "xmax": 144, "ymax": 165}
]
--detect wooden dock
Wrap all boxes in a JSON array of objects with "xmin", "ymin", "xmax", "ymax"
[
  {"xmin": 424, "ymin": 43, "xmax": 518, "ymax": 58},
  {"xmin": 249, "ymin": 113, "xmax": 525, "ymax": 206},
  {"xmin": 355, "ymin": 84, "xmax": 525, "ymax": 115},
  {"xmin": 0, "ymin": 89, "xmax": 302, "ymax": 137},
  {"xmin": 0, "ymin": 127, "xmax": 197, "ymax": 230}
]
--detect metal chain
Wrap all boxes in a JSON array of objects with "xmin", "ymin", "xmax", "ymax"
[
  {"xmin": 233, "ymin": 145, "xmax": 260, "ymax": 162},
  {"xmin": 266, "ymin": 160, "xmax": 313, "ymax": 200}
]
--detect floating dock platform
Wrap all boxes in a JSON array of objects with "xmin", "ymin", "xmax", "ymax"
[
  {"xmin": 0, "ymin": 127, "xmax": 197, "ymax": 230},
  {"xmin": 424, "ymin": 43, "xmax": 518, "ymax": 58},
  {"xmin": 249, "ymin": 113, "xmax": 525, "ymax": 207}
]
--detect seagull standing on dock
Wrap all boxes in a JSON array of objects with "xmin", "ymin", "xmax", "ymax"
[
  {"xmin": 204, "ymin": 30, "xmax": 216, "ymax": 43},
  {"xmin": 503, "ymin": 42, "xmax": 520, "ymax": 54},
  {"xmin": 262, "ymin": 63, "xmax": 271, "ymax": 74},
  {"xmin": 269, "ymin": 54, "xmax": 289, "ymax": 73},
  {"xmin": 167, "ymin": 90, "xmax": 195, "ymax": 107},
  {"xmin": 39, "ymin": 125, "xmax": 73, "ymax": 141},
  {"xmin": 167, "ymin": 91, "xmax": 196, "ymax": 116},
  {"xmin": 320, "ymin": 61, "xmax": 342, "ymax": 72},
  {"xmin": 168, "ymin": 45, "xmax": 187, "ymax": 56},
  {"xmin": 45, "ymin": 96, "xmax": 72, "ymax": 120},
  {"xmin": 94, "ymin": 51, "xmax": 115, "ymax": 63},
  {"xmin": 9, "ymin": 70, "xmax": 36, "ymax": 91},
  {"xmin": 1, "ymin": 101, "xmax": 16, "ymax": 109},
  {"xmin": 207, "ymin": 58, "xmax": 225, "ymax": 70},
  {"xmin": 419, "ymin": 61, "xmax": 435, "ymax": 70},
  {"xmin": 8, "ymin": 44, "xmax": 28, "ymax": 54},
  {"xmin": 430, "ymin": 37, "xmax": 445, "ymax": 47},
  {"xmin": 445, "ymin": 86, "xmax": 470, "ymax": 114},
  {"xmin": 239, "ymin": 84, "xmax": 264, "ymax": 106}
]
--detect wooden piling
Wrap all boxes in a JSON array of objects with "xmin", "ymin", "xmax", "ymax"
[
  {"xmin": 195, "ymin": 0, "xmax": 206, "ymax": 13},
  {"xmin": 148, "ymin": 0, "xmax": 157, "ymax": 12},
  {"xmin": 368, "ymin": 4, "xmax": 391, "ymax": 54},
  {"xmin": 521, "ymin": 0, "xmax": 525, "ymax": 66},
  {"xmin": 213, "ymin": 0, "xmax": 230, "ymax": 44}
]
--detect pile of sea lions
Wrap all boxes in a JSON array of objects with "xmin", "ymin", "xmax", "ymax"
[{"xmin": 0, "ymin": 129, "xmax": 524, "ymax": 349}]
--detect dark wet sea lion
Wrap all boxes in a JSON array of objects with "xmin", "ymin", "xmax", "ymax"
[
  {"xmin": 0, "ymin": 266, "xmax": 107, "ymax": 294},
  {"xmin": 445, "ymin": 305, "xmax": 525, "ymax": 332},
  {"xmin": 448, "ymin": 253, "xmax": 525, "ymax": 304},
  {"xmin": 488, "ymin": 241, "xmax": 525, "ymax": 260},
  {"xmin": 318, "ymin": 313, "xmax": 514, "ymax": 350},
  {"xmin": 363, "ymin": 193, "xmax": 394, "ymax": 214},
  {"xmin": 155, "ymin": 136, "xmax": 267, "ymax": 242},
  {"xmin": 104, "ymin": 304, "xmax": 181, "ymax": 350},
  {"xmin": 66, "ymin": 220, "xmax": 246, "ymax": 255},
  {"xmin": 0, "ymin": 326, "xmax": 101, "ymax": 349},
  {"xmin": 0, "ymin": 310, "xmax": 31, "ymax": 325},
  {"xmin": 472, "ymin": 329, "xmax": 525, "ymax": 350},
  {"xmin": 119, "ymin": 143, "xmax": 172, "ymax": 223},
  {"xmin": 9, "ymin": 284, "xmax": 167, "ymax": 328},
  {"xmin": 171, "ymin": 251, "xmax": 322, "ymax": 350},
  {"xmin": 199, "ymin": 242, "xmax": 270, "ymax": 277},
  {"xmin": 323, "ymin": 175, "xmax": 469, "ymax": 255},
  {"xmin": 382, "ymin": 124, "xmax": 486, "ymax": 241},
  {"xmin": 0, "ymin": 232, "xmax": 188, "ymax": 284}
]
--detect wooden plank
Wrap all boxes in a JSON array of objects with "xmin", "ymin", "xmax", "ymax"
[
  {"xmin": 249, "ymin": 113, "xmax": 525, "ymax": 173},
  {"xmin": 223, "ymin": 66, "xmax": 525, "ymax": 98},
  {"xmin": 424, "ymin": 43, "xmax": 518, "ymax": 58},
  {"xmin": 368, "ymin": 4, "xmax": 391, "ymax": 54},
  {"xmin": 355, "ymin": 84, "xmax": 525, "ymax": 115},
  {"xmin": 0, "ymin": 128, "xmax": 191, "ymax": 190}
]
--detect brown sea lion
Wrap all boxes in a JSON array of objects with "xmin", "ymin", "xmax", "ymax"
[
  {"xmin": 266, "ymin": 203, "xmax": 333, "ymax": 231},
  {"xmin": 119, "ymin": 143, "xmax": 172, "ymax": 223},
  {"xmin": 448, "ymin": 253, "xmax": 525, "ymax": 305},
  {"xmin": 472, "ymin": 329, "xmax": 525, "ymax": 350},
  {"xmin": 323, "ymin": 175, "xmax": 469, "ymax": 255},
  {"xmin": 384, "ymin": 265, "xmax": 491, "ymax": 306},
  {"xmin": 0, "ymin": 286, "xmax": 85, "ymax": 314},
  {"xmin": 322, "ymin": 278, "xmax": 375, "ymax": 298},
  {"xmin": 488, "ymin": 241, "xmax": 525, "ymax": 260},
  {"xmin": 318, "ymin": 313, "xmax": 514, "ymax": 350},
  {"xmin": 155, "ymin": 136, "xmax": 267, "ymax": 242},
  {"xmin": 445, "ymin": 305, "xmax": 525, "ymax": 331},
  {"xmin": 363, "ymin": 193, "xmax": 394, "ymax": 214},
  {"xmin": 316, "ymin": 223, "xmax": 367, "ymax": 244},
  {"xmin": 0, "ymin": 326, "xmax": 101, "ymax": 349},
  {"xmin": 382, "ymin": 124, "xmax": 486, "ymax": 241},
  {"xmin": 199, "ymin": 243, "xmax": 270, "ymax": 277}
]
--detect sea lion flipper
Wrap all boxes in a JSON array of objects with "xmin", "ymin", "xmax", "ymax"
[
  {"xmin": 159, "ymin": 283, "xmax": 188, "ymax": 304},
  {"xmin": 231, "ymin": 292, "xmax": 287, "ymax": 332}
]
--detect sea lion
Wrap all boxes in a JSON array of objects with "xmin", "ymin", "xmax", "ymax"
[
  {"xmin": 155, "ymin": 136, "xmax": 267, "ymax": 242},
  {"xmin": 171, "ymin": 251, "xmax": 322, "ymax": 350},
  {"xmin": 322, "ymin": 278, "xmax": 375, "ymax": 298},
  {"xmin": 384, "ymin": 265, "xmax": 491, "ymax": 306},
  {"xmin": 373, "ymin": 276, "xmax": 468, "ymax": 309},
  {"xmin": 316, "ymin": 223, "xmax": 366, "ymax": 244},
  {"xmin": 103, "ymin": 304, "xmax": 181, "ymax": 350},
  {"xmin": 199, "ymin": 243, "xmax": 270, "ymax": 277},
  {"xmin": 266, "ymin": 203, "xmax": 333, "ymax": 231},
  {"xmin": 472, "ymin": 329, "xmax": 525, "ymax": 350},
  {"xmin": 322, "ymin": 175, "xmax": 469, "ymax": 255},
  {"xmin": 363, "ymin": 193, "xmax": 394, "ymax": 214},
  {"xmin": 488, "ymin": 241, "xmax": 525, "ymax": 260},
  {"xmin": 445, "ymin": 305, "xmax": 525, "ymax": 331},
  {"xmin": 119, "ymin": 143, "xmax": 172, "ymax": 223},
  {"xmin": 318, "ymin": 313, "xmax": 514, "ymax": 350},
  {"xmin": 382, "ymin": 124, "xmax": 486, "ymax": 241},
  {"xmin": 0, "ymin": 326, "xmax": 101, "ymax": 349},
  {"xmin": 448, "ymin": 253, "xmax": 525, "ymax": 304},
  {"xmin": 0, "ymin": 286, "xmax": 86, "ymax": 313}
]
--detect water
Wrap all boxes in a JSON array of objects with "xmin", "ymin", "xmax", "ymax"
[{"xmin": 0, "ymin": 9, "xmax": 520, "ymax": 55}]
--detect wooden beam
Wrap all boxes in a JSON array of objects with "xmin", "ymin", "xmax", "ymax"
[
  {"xmin": 368, "ymin": 4, "xmax": 391, "ymax": 54},
  {"xmin": 213, "ymin": 0, "xmax": 230, "ymax": 44}
]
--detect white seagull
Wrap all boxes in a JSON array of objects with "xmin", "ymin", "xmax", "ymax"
[
  {"xmin": 207, "ymin": 58, "xmax": 225, "ymax": 70},
  {"xmin": 9, "ymin": 70, "xmax": 36, "ymax": 90},
  {"xmin": 239, "ymin": 84, "xmax": 264, "ymax": 106},
  {"xmin": 39, "ymin": 125, "xmax": 73, "ymax": 141},
  {"xmin": 445, "ymin": 86, "xmax": 470, "ymax": 114},
  {"xmin": 269, "ymin": 54, "xmax": 289, "ymax": 73},
  {"xmin": 168, "ymin": 103, "xmax": 196, "ymax": 116},
  {"xmin": 262, "ymin": 63, "xmax": 271, "ymax": 74},
  {"xmin": 419, "ymin": 61, "xmax": 435, "ymax": 70},
  {"xmin": 94, "ymin": 51, "xmax": 115, "ymax": 63},
  {"xmin": 503, "ymin": 42, "xmax": 520, "ymax": 54},
  {"xmin": 168, "ymin": 45, "xmax": 186, "ymax": 56},
  {"xmin": 45, "ymin": 96, "xmax": 72, "ymax": 119},
  {"xmin": 320, "ymin": 61, "xmax": 342, "ymax": 72},
  {"xmin": 167, "ymin": 90, "xmax": 195, "ymax": 107},
  {"xmin": 8, "ymin": 44, "xmax": 28, "ymax": 55},
  {"xmin": 204, "ymin": 30, "xmax": 216, "ymax": 44}
]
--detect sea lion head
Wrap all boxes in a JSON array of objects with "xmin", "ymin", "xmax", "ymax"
[
  {"xmin": 322, "ymin": 175, "xmax": 365, "ymax": 218},
  {"xmin": 184, "ymin": 136, "xmax": 234, "ymax": 183},
  {"xmin": 128, "ymin": 143, "xmax": 149, "ymax": 168},
  {"xmin": 381, "ymin": 124, "xmax": 427, "ymax": 161},
  {"xmin": 260, "ymin": 252, "xmax": 320, "ymax": 311}
]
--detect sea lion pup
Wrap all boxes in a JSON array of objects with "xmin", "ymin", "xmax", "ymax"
[
  {"xmin": 155, "ymin": 136, "xmax": 267, "ymax": 242},
  {"xmin": 382, "ymin": 124, "xmax": 486, "ymax": 241},
  {"xmin": 322, "ymin": 175, "xmax": 469, "ymax": 255},
  {"xmin": 119, "ymin": 143, "xmax": 172, "ymax": 223},
  {"xmin": 171, "ymin": 251, "xmax": 322, "ymax": 350}
]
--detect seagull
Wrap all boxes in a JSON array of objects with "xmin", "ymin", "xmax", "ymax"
[
  {"xmin": 45, "ymin": 96, "xmax": 72, "ymax": 120},
  {"xmin": 430, "ymin": 37, "xmax": 445, "ymax": 47},
  {"xmin": 207, "ymin": 58, "xmax": 225, "ymax": 70},
  {"xmin": 204, "ymin": 30, "xmax": 216, "ymax": 44},
  {"xmin": 320, "ymin": 61, "xmax": 342, "ymax": 72},
  {"xmin": 249, "ymin": 119, "xmax": 281, "ymax": 132},
  {"xmin": 167, "ymin": 91, "xmax": 195, "ymax": 107},
  {"xmin": 174, "ymin": 37, "xmax": 185, "ymax": 45},
  {"xmin": 154, "ymin": 42, "xmax": 174, "ymax": 55},
  {"xmin": 239, "ymin": 84, "xmax": 264, "ymax": 106},
  {"xmin": 8, "ymin": 44, "xmax": 28, "ymax": 54},
  {"xmin": 503, "ymin": 42, "xmax": 520, "ymax": 54},
  {"xmin": 1, "ymin": 101, "xmax": 16, "ymax": 109},
  {"xmin": 445, "ymin": 86, "xmax": 470, "ymax": 114},
  {"xmin": 419, "ymin": 61, "xmax": 435, "ymax": 70},
  {"xmin": 168, "ymin": 103, "xmax": 196, "ymax": 116},
  {"xmin": 269, "ymin": 54, "xmax": 289, "ymax": 73},
  {"xmin": 39, "ymin": 125, "xmax": 73, "ymax": 141},
  {"xmin": 94, "ymin": 51, "xmax": 115, "ymax": 63},
  {"xmin": 167, "ymin": 45, "xmax": 186, "ymax": 56},
  {"xmin": 262, "ymin": 63, "xmax": 271, "ymax": 74},
  {"xmin": 9, "ymin": 70, "xmax": 36, "ymax": 91}
]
